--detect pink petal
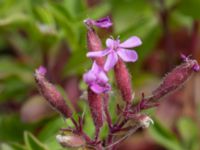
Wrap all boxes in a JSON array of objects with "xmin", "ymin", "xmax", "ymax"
[
  {"xmin": 86, "ymin": 49, "xmax": 110, "ymax": 58},
  {"xmin": 106, "ymin": 38, "xmax": 115, "ymax": 48},
  {"xmin": 119, "ymin": 36, "xmax": 142, "ymax": 48},
  {"xmin": 91, "ymin": 61, "xmax": 100, "ymax": 73},
  {"xmin": 98, "ymin": 71, "xmax": 108, "ymax": 82},
  {"xmin": 83, "ymin": 71, "xmax": 96, "ymax": 84},
  {"xmin": 117, "ymin": 48, "xmax": 138, "ymax": 62},
  {"xmin": 104, "ymin": 52, "xmax": 118, "ymax": 71},
  {"xmin": 90, "ymin": 84, "xmax": 106, "ymax": 94},
  {"xmin": 94, "ymin": 16, "xmax": 112, "ymax": 28},
  {"xmin": 36, "ymin": 66, "xmax": 46, "ymax": 76}
]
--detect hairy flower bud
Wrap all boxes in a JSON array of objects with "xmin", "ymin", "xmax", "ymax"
[
  {"xmin": 35, "ymin": 66, "xmax": 72, "ymax": 118},
  {"xmin": 114, "ymin": 59, "xmax": 133, "ymax": 103},
  {"xmin": 150, "ymin": 58, "xmax": 199, "ymax": 101},
  {"xmin": 86, "ymin": 27, "xmax": 105, "ymax": 67},
  {"xmin": 87, "ymin": 88, "xmax": 103, "ymax": 128}
]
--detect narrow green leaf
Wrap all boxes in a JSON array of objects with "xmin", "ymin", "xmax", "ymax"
[
  {"xmin": 24, "ymin": 132, "xmax": 49, "ymax": 150},
  {"xmin": 149, "ymin": 120, "xmax": 182, "ymax": 150}
]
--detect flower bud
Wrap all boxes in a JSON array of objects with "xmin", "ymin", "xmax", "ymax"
[
  {"xmin": 136, "ymin": 114, "xmax": 154, "ymax": 128},
  {"xmin": 150, "ymin": 58, "xmax": 199, "ymax": 101},
  {"xmin": 35, "ymin": 66, "xmax": 72, "ymax": 118},
  {"xmin": 114, "ymin": 59, "xmax": 133, "ymax": 103},
  {"xmin": 86, "ymin": 27, "xmax": 104, "ymax": 67},
  {"xmin": 56, "ymin": 134, "xmax": 85, "ymax": 148},
  {"xmin": 87, "ymin": 88, "xmax": 103, "ymax": 128},
  {"xmin": 84, "ymin": 16, "xmax": 112, "ymax": 29}
]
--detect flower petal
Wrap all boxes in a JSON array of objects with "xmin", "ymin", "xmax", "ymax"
[
  {"xmin": 94, "ymin": 16, "xmax": 112, "ymax": 28},
  {"xmin": 104, "ymin": 52, "xmax": 118, "ymax": 71},
  {"xmin": 83, "ymin": 71, "xmax": 96, "ymax": 84},
  {"xmin": 106, "ymin": 38, "xmax": 115, "ymax": 48},
  {"xmin": 119, "ymin": 36, "xmax": 142, "ymax": 48},
  {"xmin": 117, "ymin": 48, "xmax": 138, "ymax": 62},
  {"xmin": 36, "ymin": 66, "xmax": 47, "ymax": 76},
  {"xmin": 90, "ymin": 84, "xmax": 106, "ymax": 94},
  {"xmin": 98, "ymin": 71, "xmax": 108, "ymax": 82},
  {"xmin": 91, "ymin": 61, "xmax": 100, "ymax": 73},
  {"xmin": 86, "ymin": 49, "xmax": 110, "ymax": 58},
  {"xmin": 84, "ymin": 17, "xmax": 112, "ymax": 28}
]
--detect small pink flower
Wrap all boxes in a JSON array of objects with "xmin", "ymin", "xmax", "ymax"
[
  {"xmin": 87, "ymin": 36, "xmax": 142, "ymax": 71},
  {"xmin": 36, "ymin": 66, "xmax": 47, "ymax": 76},
  {"xmin": 84, "ymin": 16, "xmax": 112, "ymax": 28},
  {"xmin": 83, "ymin": 62, "xmax": 111, "ymax": 94}
]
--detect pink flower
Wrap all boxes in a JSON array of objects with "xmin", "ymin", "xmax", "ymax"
[
  {"xmin": 83, "ymin": 62, "xmax": 111, "ymax": 94},
  {"xmin": 84, "ymin": 16, "xmax": 112, "ymax": 28},
  {"xmin": 87, "ymin": 36, "xmax": 142, "ymax": 71},
  {"xmin": 36, "ymin": 66, "xmax": 47, "ymax": 76}
]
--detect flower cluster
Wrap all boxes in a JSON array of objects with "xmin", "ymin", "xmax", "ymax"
[
  {"xmin": 83, "ymin": 18, "xmax": 142, "ymax": 94},
  {"xmin": 34, "ymin": 16, "xmax": 200, "ymax": 150}
]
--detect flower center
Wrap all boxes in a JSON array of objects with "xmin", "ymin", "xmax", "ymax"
[{"xmin": 111, "ymin": 40, "xmax": 120, "ymax": 51}]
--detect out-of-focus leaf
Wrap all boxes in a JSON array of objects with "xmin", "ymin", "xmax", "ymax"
[
  {"xmin": 38, "ymin": 117, "xmax": 69, "ymax": 150},
  {"xmin": 0, "ymin": 57, "xmax": 33, "ymax": 83},
  {"xmin": 0, "ymin": 143, "xmax": 13, "ymax": 150},
  {"xmin": 149, "ymin": 120, "xmax": 182, "ymax": 150},
  {"xmin": 99, "ymin": 123, "xmax": 109, "ymax": 140},
  {"xmin": 9, "ymin": 143, "xmax": 26, "ymax": 150},
  {"xmin": 0, "ymin": 14, "xmax": 28, "ymax": 28},
  {"xmin": 78, "ymin": 100, "xmax": 95, "ymax": 138},
  {"xmin": 177, "ymin": 0, "xmax": 200, "ymax": 19},
  {"xmin": 38, "ymin": 117, "xmax": 65, "ymax": 142},
  {"xmin": 87, "ymin": 2, "xmax": 111, "ymax": 19},
  {"xmin": 63, "ymin": 48, "xmax": 90, "ymax": 76},
  {"xmin": 61, "ymin": 0, "xmax": 86, "ymax": 19},
  {"xmin": 32, "ymin": 5, "xmax": 55, "ymax": 25},
  {"xmin": 177, "ymin": 117, "xmax": 200, "ymax": 150},
  {"xmin": 0, "ymin": 115, "xmax": 33, "ymax": 142},
  {"xmin": 20, "ymin": 95, "xmax": 54, "ymax": 123},
  {"xmin": 24, "ymin": 132, "xmax": 49, "ymax": 150},
  {"xmin": 0, "ymin": 76, "xmax": 30, "ymax": 102},
  {"xmin": 110, "ymin": 0, "xmax": 155, "ymax": 33}
]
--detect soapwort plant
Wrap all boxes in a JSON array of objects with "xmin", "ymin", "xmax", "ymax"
[{"xmin": 34, "ymin": 17, "xmax": 200, "ymax": 150}]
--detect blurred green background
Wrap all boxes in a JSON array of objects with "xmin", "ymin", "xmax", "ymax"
[{"xmin": 0, "ymin": 0, "xmax": 200, "ymax": 149}]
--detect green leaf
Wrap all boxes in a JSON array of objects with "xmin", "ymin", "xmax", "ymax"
[
  {"xmin": 9, "ymin": 143, "xmax": 27, "ymax": 150},
  {"xmin": 0, "ymin": 115, "xmax": 33, "ymax": 142},
  {"xmin": 177, "ymin": 117, "xmax": 200, "ymax": 150},
  {"xmin": 0, "ymin": 143, "xmax": 14, "ymax": 150},
  {"xmin": 87, "ymin": 2, "xmax": 111, "ymax": 19},
  {"xmin": 24, "ymin": 132, "xmax": 49, "ymax": 150},
  {"xmin": 0, "ymin": 57, "xmax": 33, "ymax": 83},
  {"xmin": 149, "ymin": 120, "xmax": 182, "ymax": 150},
  {"xmin": 177, "ymin": 0, "xmax": 200, "ymax": 19},
  {"xmin": 78, "ymin": 100, "xmax": 95, "ymax": 138},
  {"xmin": 38, "ymin": 117, "xmax": 64, "ymax": 142}
]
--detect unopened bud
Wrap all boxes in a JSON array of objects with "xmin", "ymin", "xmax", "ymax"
[
  {"xmin": 136, "ymin": 114, "xmax": 154, "ymax": 128},
  {"xmin": 35, "ymin": 66, "xmax": 72, "ymax": 118},
  {"xmin": 150, "ymin": 58, "xmax": 199, "ymax": 101},
  {"xmin": 56, "ymin": 134, "xmax": 85, "ymax": 148},
  {"xmin": 84, "ymin": 16, "xmax": 112, "ymax": 29},
  {"xmin": 114, "ymin": 59, "xmax": 133, "ymax": 103},
  {"xmin": 88, "ymin": 88, "xmax": 103, "ymax": 128},
  {"xmin": 86, "ymin": 26, "xmax": 104, "ymax": 67}
]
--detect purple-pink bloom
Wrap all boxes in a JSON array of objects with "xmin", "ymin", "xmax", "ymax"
[
  {"xmin": 84, "ymin": 16, "xmax": 112, "ymax": 28},
  {"xmin": 83, "ymin": 61, "xmax": 111, "ymax": 94},
  {"xmin": 193, "ymin": 64, "xmax": 200, "ymax": 72},
  {"xmin": 87, "ymin": 36, "xmax": 142, "ymax": 71},
  {"xmin": 36, "ymin": 66, "xmax": 47, "ymax": 76},
  {"xmin": 180, "ymin": 54, "xmax": 200, "ymax": 72}
]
